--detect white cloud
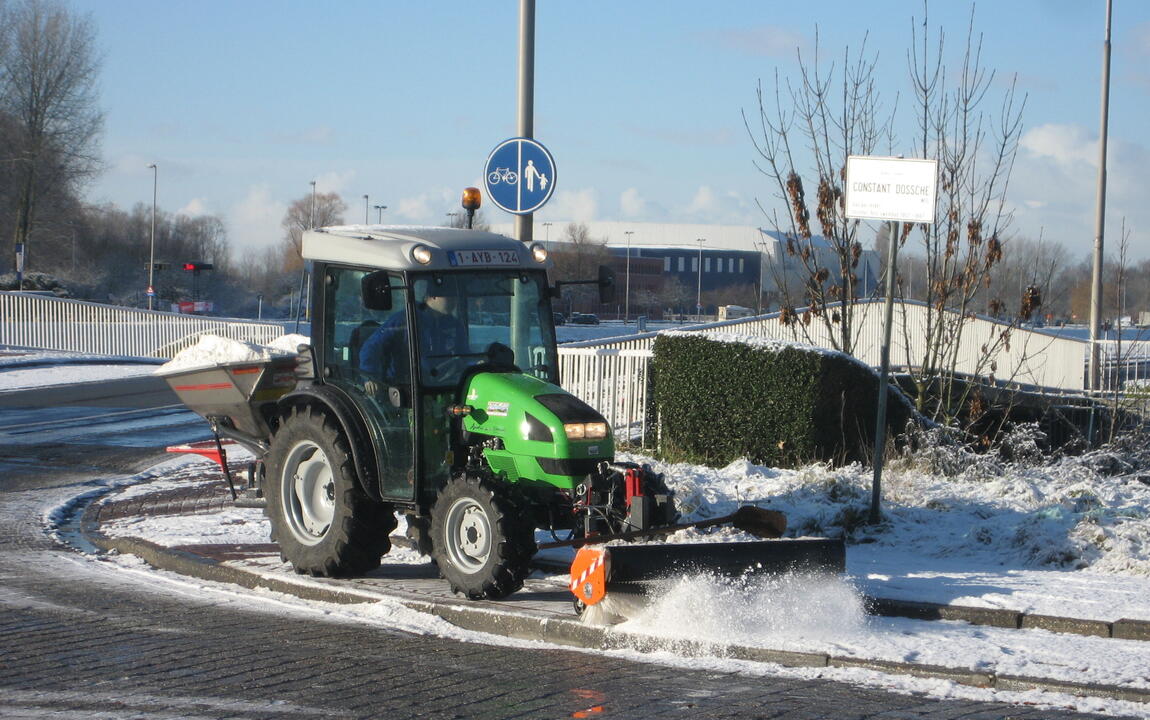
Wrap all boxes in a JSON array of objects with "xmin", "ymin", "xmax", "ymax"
[
  {"xmin": 679, "ymin": 185, "xmax": 759, "ymax": 225},
  {"xmin": 178, "ymin": 198, "xmax": 210, "ymax": 216},
  {"xmin": 686, "ymin": 186, "xmax": 720, "ymax": 215},
  {"xmin": 391, "ymin": 187, "xmax": 458, "ymax": 223},
  {"xmin": 312, "ymin": 170, "xmax": 357, "ymax": 196},
  {"xmin": 1009, "ymin": 123, "xmax": 1150, "ymax": 259},
  {"xmin": 620, "ymin": 187, "xmax": 647, "ymax": 218},
  {"xmin": 548, "ymin": 188, "xmax": 598, "ymax": 222},
  {"xmin": 1020, "ymin": 124, "xmax": 1097, "ymax": 168},
  {"xmin": 227, "ymin": 185, "xmax": 286, "ymax": 251}
]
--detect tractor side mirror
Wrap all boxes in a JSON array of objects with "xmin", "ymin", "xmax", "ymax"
[
  {"xmin": 362, "ymin": 271, "xmax": 393, "ymax": 311},
  {"xmin": 598, "ymin": 265, "xmax": 616, "ymax": 305}
]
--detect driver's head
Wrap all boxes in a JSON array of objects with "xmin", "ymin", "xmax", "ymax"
[
  {"xmin": 425, "ymin": 293, "xmax": 456, "ymax": 314},
  {"xmin": 418, "ymin": 276, "xmax": 460, "ymax": 315}
]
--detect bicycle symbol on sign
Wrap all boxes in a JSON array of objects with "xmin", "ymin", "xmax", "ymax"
[{"xmin": 487, "ymin": 167, "xmax": 518, "ymax": 185}]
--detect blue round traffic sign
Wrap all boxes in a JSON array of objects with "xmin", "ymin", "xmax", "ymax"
[{"xmin": 484, "ymin": 137, "xmax": 556, "ymax": 215}]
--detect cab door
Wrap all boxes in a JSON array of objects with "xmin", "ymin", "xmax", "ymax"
[{"xmin": 320, "ymin": 266, "xmax": 416, "ymax": 501}]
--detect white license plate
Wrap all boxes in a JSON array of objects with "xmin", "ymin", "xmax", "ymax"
[{"xmin": 449, "ymin": 249, "xmax": 520, "ymax": 266}]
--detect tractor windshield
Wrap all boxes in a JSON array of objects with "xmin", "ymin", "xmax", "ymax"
[{"xmin": 410, "ymin": 270, "xmax": 558, "ymax": 388}]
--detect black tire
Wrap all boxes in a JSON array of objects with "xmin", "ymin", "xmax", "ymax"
[
  {"xmin": 430, "ymin": 474, "xmax": 536, "ymax": 600},
  {"xmin": 264, "ymin": 405, "xmax": 397, "ymax": 576}
]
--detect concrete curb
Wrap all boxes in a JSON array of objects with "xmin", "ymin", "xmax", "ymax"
[
  {"xmin": 865, "ymin": 596, "xmax": 1150, "ymax": 641},
  {"xmin": 78, "ymin": 501, "xmax": 1150, "ymax": 707}
]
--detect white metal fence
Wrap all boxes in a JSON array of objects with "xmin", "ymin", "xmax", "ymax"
[
  {"xmin": 556, "ymin": 300, "xmax": 1150, "ymax": 445},
  {"xmin": 1, "ymin": 292, "xmax": 286, "ymax": 359}
]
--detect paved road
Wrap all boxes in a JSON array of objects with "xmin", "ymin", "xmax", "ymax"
[{"xmin": 0, "ymin": 378, "xmax": 1124, "ymax": 718}]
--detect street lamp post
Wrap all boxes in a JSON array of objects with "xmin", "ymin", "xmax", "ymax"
[
  {"xmin": 374, "ymin": 204, "xmax": 387, "ymax": 223},
  {"xmin": 309, "ymin": 181, "xmax": 316, "ymax": 229},
  {"xmin": 446, "ymin": 212, "xmax": 459, "ymax": 227},
  {"xmin": 147, "ymin": 163, "xmax": 157, "ymax": 311},
  {"xmin": 363, "ymin": 195, "xmax": 369, "ymax": 224},
  {"xmin": 754, "ymin": 236, "xmax": 767, "ymax": 315},
  {"xmin": 542, "ymin": 222, "xmax": 552, "ymax": 247},
  {"xmin": 696, "ymin": 238, "xmax": 706, "ymax": 319},
  {"xmin": 624, "ymin": 230, "xmax": 634, "ymax": 323}
]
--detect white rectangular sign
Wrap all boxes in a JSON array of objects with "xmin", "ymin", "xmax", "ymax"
[{"xmin": 844, "ymin": 156, "xmax": 938, "ymax": 224}]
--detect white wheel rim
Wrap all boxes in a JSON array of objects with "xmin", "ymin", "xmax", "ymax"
[
  {"xmin": 444, "ymin": 497, "xmax": 491, "ymax": 573},
  {"xmin": 281, "ymin": 440, "xmax": 334, "ymax": 545}
]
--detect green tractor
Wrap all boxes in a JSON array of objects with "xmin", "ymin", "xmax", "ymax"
[
  {"xmin": 258, "ymin": 225, "xmax": 676, "ymax": 600},
  {"xmin": 165, "ymin": 224, "xmax": 843, "ymax": 609}
]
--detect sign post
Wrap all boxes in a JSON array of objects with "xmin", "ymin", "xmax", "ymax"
[{"xmin": 844, "ymin": 156, "xmax": 937, "ymax": 524}]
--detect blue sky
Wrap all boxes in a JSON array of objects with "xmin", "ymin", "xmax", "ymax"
[{"xmin": 72, "ymin": 1, "xmax": 1150, "ymax": 261}]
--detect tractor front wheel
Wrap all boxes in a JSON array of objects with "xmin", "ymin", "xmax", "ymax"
[
  {"xmin": 431, "ymin": 474, "xmax": 536, "ymax": 600},
  {"xmin": 265, "ymin": 405, "xmax": 396, "ymax": 576}
]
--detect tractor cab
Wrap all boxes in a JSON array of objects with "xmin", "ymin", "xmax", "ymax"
[{"xmin": 304, "ymin": 227, "xmax": 564, "ymax": 506}]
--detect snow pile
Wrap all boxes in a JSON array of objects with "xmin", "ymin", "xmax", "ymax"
[
  {"xmin": 627, "ymin": 435, "xmax": 1150, "ymax": 577},
  {"xmin": 155, "ymin": 333, "xmax": 308, "ymax": 375}
]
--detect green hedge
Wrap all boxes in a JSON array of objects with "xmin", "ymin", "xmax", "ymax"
[{"xmin": 651, "ymin": 333, "xmax": 912, "ymax": 467}]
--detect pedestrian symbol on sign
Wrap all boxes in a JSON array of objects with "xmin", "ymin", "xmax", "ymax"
[{"xmin": 523, "ymin": 160, "xmax": 548, "ymax": 193}]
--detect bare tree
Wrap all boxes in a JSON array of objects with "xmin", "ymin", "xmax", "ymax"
[
  {"xmin": 744, "ymin": 30, "xmax": 896, "ymax": 355},
  {"xmin": 747, "ymin": 7, "xmax": 1030, "ymax": 430},
  {"xmin": 280, "ymin": 191, "xmax": 346, "ymax": 272},
  {"xmin": 901, "ymin": 4, "xmax": 1027, "ymax": 423},
  {"xmin": 0, "ymin": 0, "xmax": 103, "ymax": 284},
  {"xmin": 549, "ymin": 222, "xmax": 610, "ymax": 315}
]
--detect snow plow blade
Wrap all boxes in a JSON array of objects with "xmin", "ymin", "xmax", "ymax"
[{"xmin": 569, "ymin": 538, "xmax": 845, "ymax": 612}]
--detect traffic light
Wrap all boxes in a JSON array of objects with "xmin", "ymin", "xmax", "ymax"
[{"xmin": 182, "ymin": 262, "xmax": 214, "ymax": 272}]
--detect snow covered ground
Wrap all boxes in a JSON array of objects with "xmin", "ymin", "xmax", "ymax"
[{"xmin": 8, "ymin": 342, "xmax": 1150, "ymax": 717}]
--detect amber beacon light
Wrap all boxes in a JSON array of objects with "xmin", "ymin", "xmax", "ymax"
[{"xmin": 461, "ymin": 187, "xmax": 482, "ymax": 229}]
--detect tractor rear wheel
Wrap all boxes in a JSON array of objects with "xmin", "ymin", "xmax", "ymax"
[
  {"xmin": 265, "ymin": 405, "xmax": 396, "ymax": 576},
  {"xmin": 430, "ymin": 474, "xmax": 536, "ymax": 600}
]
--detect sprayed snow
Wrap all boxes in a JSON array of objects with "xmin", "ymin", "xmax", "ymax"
[
  {"xmin": 154, "ymin": 333, "xmax": 308, "ymax": 375},
  {"xmin": 621, "ymin": 571, "xmax": 867, "ymax": 645}
]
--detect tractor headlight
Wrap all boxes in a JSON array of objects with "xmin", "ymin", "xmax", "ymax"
[
  {"xmin": 530, "ymin": 243, "xmax": 548, "ymax": 263},
  {"xmin": 411, "ymin": 244, "xmax": 433, "ymax": 265},
  {"xmin": 564, "ymin": 422, "xmax": 608, "ymax": 440}
]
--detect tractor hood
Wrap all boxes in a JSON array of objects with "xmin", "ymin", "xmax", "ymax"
[{"xmin": 462, "ymin": 371, "xmax": 614, "ymax": 488}]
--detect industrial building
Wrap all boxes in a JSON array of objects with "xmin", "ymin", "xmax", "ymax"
[{"xmin": 492, "ymin": 221, "xmax": 881, "ymax": 320}]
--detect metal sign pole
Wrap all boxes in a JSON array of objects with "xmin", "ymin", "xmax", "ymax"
[
  {"xmin": 514, "ymin": 0, "xmax": 535, "ymax": 244},
  {"xmin": 870, "ymin": 219, "xmax": 900, "ymax": 524}
]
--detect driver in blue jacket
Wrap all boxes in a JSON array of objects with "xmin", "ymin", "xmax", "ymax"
[{"xmin": 359, "ymin": 279, "xmax": 469, "ymax": 391}]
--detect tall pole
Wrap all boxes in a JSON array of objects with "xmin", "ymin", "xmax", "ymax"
[
  {"xmin": 374, "ymin": 204, "xmax": 387, "ymax": 223},
  {"xmin": 514, "ymin": 0, "xmax": 535, "ymax": 244},
  {"xmin": 147, "ymin": 164, "xmax": 157, "ymax": 311},
  {"xmin": 869, "ymin": 220, "xmax": 901, "ymax": 524},
  {"xmin": 1088, "ymin": 0, "xmax": 1113, "ymax": 393},
  {"xmin": 695, "ymin": 238, "xmax": 705, "ymax": 319},
  {"xmin": 309, "ymin": 181, "xmax": 316, "ymax": 229},
  {"xmin": 363, "ymin": 195, "xmax": 369, "ymax": 224},
  {"xmin": 624, "ymin": 230, "xmax": 634, "ymax": 323}
]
